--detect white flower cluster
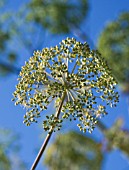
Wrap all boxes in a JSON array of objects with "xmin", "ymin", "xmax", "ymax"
[{"xmin": 12, "ymin": 38, "xmax": 119, "ymax": 133}]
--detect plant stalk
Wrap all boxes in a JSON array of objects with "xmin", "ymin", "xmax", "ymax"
[{"xmin": 30, "ymin": 92, "xmax": 66, "ymax": 170}]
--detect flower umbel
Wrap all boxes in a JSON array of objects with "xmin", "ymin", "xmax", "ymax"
[{"xmin": 12, "ymin": 38, "xmax": 119, "ymax": 133}]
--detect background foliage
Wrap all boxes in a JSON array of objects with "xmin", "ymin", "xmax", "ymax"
[
  {"xmin": 44, "ymin": 131, "xmax": 103, "ymax": 170},
  {"xmin": 98, "ymin": 12, "xmax": 129, "ymax": 93}
]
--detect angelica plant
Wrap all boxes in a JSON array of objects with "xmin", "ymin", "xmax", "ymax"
[{"xmin": 12, "ymin": 38, "xmax": 119, "ymax": 169}]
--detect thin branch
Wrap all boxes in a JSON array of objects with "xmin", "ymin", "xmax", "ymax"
[
  {"xmin": 70, "ymin": 24, "xmax": 96, "ymax": 49},
  {"xmin": 97, "ymin": 120, "xmax": 107, "ymax": 133},
  {"xmin": 71, "ymin": 60, "xmax": 78, "ymax": 74},
  {"xmin": 0, "ymin": 61, "xmax": 20, "ymax": 75},
  {"xmin": 68, "ymin": 90, "xmax": 76, "ymax": 101},
  {"xmin": 66, "ymin": 89, "xmax": 70, "ymax": 102},
  {"xmin": 30, "ymin": 91, "xmax": 66, "ymax": 170}
]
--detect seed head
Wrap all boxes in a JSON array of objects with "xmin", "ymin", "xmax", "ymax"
[{"xmin": 12, "ymin": 38, "xmax": 119, "ymax": 133}]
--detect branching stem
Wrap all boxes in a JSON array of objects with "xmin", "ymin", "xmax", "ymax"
[{"xmin": 30, "ymin": 92, "xmax": 66, "ymax": 170}]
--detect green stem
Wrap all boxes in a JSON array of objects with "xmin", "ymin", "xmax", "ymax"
[
  {"xmin": 30, "ymin": 92, "xmax": 66, "ymax": 170},
  {"xmin": 71, "ymin": 60, "xmax": 78, "ymax": 74}
]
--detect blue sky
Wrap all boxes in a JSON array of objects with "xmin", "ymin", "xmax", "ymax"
[{"xmin": 1, "ymin": 0, "xmax": 129, "ymax": 169}]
